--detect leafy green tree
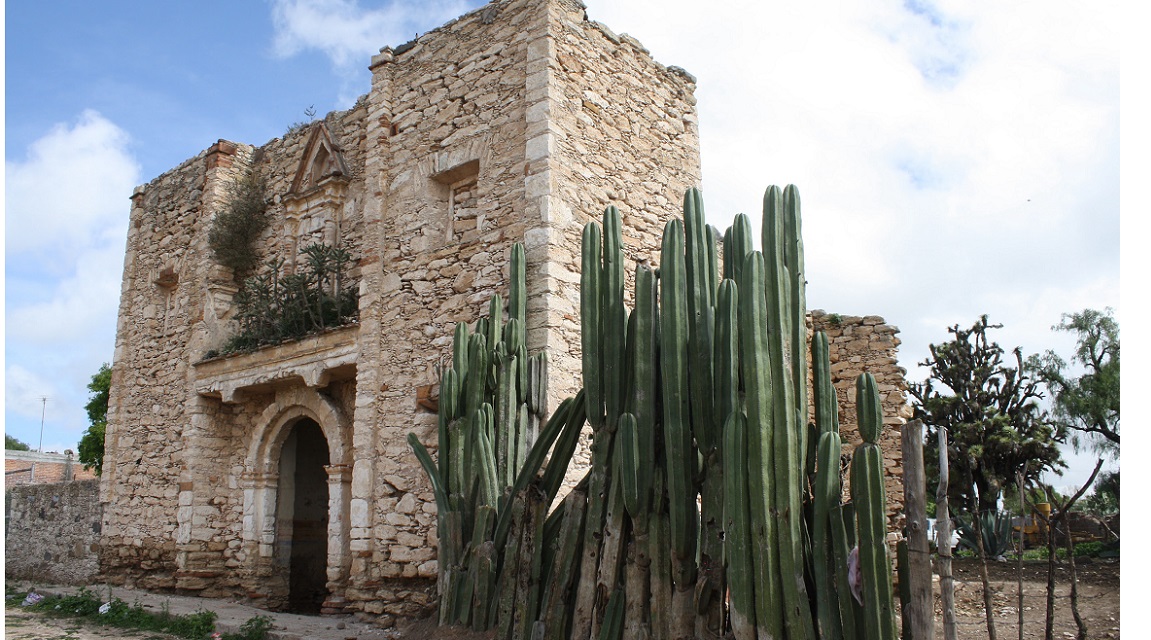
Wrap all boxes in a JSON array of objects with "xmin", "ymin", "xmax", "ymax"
[
  {"xmin": 5, "ymin": 434, "xmax": 31, "ymax": 450},
  {"xmin": 77, "ymin": 363, "xmax": 111, "ymax": 475},
  {"xmin": 1027, "ymin": 308, "xmax": 1119, "ymax": 460},
  {"xmin": 1079, "ymin": 470, "xmax": 1119, "ymax": 516},
  {"xmin": 910, "ymin": 315, "xmax": 1064, "ymax": 515}
]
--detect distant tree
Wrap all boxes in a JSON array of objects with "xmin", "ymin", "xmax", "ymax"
[
  {"xmin": 77, "ymin": 363, "xmax": 111, "ymax": 475},
  {"xmin": 1027, "ymin": 308, "xmax": 1119, "ymax": 460},
  {"xmin": 5, "ymin": 434, "xmax": 31, "ymax": 451},
  {"xmin": 910, "ymin": 315, "xmax": 1064, "ymax": 515},
  {"xmin": 1079, "ymin": 470, "xmax": 1119, "ymax": 516}
]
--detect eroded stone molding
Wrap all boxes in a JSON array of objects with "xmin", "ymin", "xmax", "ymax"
[
  {"xmin": 247, "ymin": 386, "xmax": 351, "ymax": 479},
  {"xmin": 284, "ymin": 123, "xmax": 351, "ymax": 264},
  {"xmin": 194, "ymin": 325, "xmax": 359, "ymax": 403}
]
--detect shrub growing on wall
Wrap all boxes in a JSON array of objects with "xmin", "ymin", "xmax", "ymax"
[
  {"xmin": 212, "ymin": 242, "xmax": 359, "ymax": 356},
  {"xmin": 208, "ymin": 170, "xmax": 269, "ymax": 277}
]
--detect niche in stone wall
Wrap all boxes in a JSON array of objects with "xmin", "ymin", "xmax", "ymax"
[
  {"xmin": 430, "ymin": 159, "xmax": 480, "ymax": 245},
  {"xmin": 283, "ymin": 123, "xmax": 351, "ymax": 271}
]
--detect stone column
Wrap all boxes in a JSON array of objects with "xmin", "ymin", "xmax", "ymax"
[
  {"xmin": 323, "ymin": 463, "xmax": 353, "ymax": 613},
  {"xmin": 240, "ymin": 470, "xmax": 279, "ymax": 560}
]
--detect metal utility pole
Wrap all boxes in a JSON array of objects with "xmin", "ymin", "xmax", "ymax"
[{"xmin": 38, "ymin": 396, "xmax": 48, "ymax": 452}]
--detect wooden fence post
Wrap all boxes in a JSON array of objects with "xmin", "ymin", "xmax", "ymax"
[{"xmin": 901, "ymin": 419, "xmax": 934, "ymax": 640}]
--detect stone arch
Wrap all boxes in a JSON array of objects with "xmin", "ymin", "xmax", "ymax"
[
  {"xmin": 242, "ymin": 385, "xmax": 353, "ymax": 611},
  {"xmin": 247, "ymin": 386, "xmax": 351, "ymax": 473}
]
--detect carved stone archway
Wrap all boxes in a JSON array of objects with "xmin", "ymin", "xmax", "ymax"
[{"xmin": 242, "ymin": 386, "xmax": 352, "ymax": 611}]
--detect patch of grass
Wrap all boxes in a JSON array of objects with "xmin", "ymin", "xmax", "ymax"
[
  {"xmin": 1015, "ymin": 540, "xmax": 1119, "ymax": 560},
  {"xmin": 18, "ymin": 587, "xmax": 272, "ymax": 640}
]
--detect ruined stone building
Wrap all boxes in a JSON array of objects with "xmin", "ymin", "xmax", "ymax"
[{"xmin": 101, "ymin": 0, "xmax": 910, "ymax": 622}]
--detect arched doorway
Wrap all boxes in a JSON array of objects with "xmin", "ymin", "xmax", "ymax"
[{"xmin": 276, "ymin": 417, "xmax": 330, "ymax": 614}]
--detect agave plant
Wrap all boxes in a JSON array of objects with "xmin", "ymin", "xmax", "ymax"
[{"xmin": 957, "ymin": 511, "xmax": 1014, "ymax": 558}]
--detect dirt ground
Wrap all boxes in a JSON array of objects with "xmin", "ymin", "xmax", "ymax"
[
  {"xmin": 4, "ymin": 606, "xmax": 180, "ymax": 640},
  {"xmin": 938, "ymin": 556, "xmax": 1120, "ymax": 639},
  {"xmin": 5, "ymin": 557, "xmax": 1119, "ymax": 639},
  {"xmin": 396, "ymin": 557, "xmax": 1123, "ymax": 640}
]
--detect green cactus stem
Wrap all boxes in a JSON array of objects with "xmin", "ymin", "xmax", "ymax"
[
  {"xmin": 723, "ymin": 411, "xmax": 756, "ymax": 640},
  {"xmin": 659, "ymin": 218, "xmax": 698, "ymax": 591},
  {"xmin": 738, "ymin": 250, "xmax": 783, "ymax": 640},
  {"xmin": 853, "ymin": 373, "xmax": 897, "ymax": 640}
]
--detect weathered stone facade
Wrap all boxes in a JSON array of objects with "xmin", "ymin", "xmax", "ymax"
[
  {"xmin": 101, "ymin": 0, "xmax": 909, "ymax": 623},
  {"xmin": 5, "ymin": 480, "xmax": 102, "ymax": 585}
]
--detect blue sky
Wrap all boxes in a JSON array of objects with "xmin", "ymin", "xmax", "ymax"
[{"xmin": 4, "ymin": 0, "xmax": 1122, "ymax": 493}]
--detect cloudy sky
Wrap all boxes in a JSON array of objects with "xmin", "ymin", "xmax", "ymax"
[{"xmin": 4, "ymin": 0, "xmax": 1121, "ymax": 493}]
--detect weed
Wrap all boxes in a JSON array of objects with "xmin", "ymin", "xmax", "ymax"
[
  {"xmin": 1016, "ymin": 540, "xmax": 1118, "ymax": 560},
  {"xmin": 221, "ymin": 614, "xmax": 274, "ymax": 640},
  {"xmin": 208, "ymin": 170, "xmax": 270, "ymax": 278},
  {"xmin": 215, "ymin": 242, "xmax": 359, "ymax": 357},
  {"xmin": 23, "ymin": 588, "xmax": 217, "ymax": 639}
]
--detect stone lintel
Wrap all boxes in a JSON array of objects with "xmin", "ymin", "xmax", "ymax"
[
  {"xmin": 194, "ymin": 326, "xmax": 359, "ymax": 403},
  {"xmin": 283, "ymin": 174, "xmax": 350, "ymax": 211}
]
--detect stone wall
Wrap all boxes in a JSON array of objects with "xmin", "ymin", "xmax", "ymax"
[
  {"xmin": 102, "ymin": 144, "xmax": 223, "ymax": 590},
  {"xmin": 358, "ymin": 1, "xmax": 542, "ymax": 602},
  {"xmin": 5, "ymin": 480, "xmax": 102, "ymax": 584},
  {"xmin": 100, "ymin": 0, "xmax": 705, "ymax": 620},
  {"xmin": 810, "ymin": 310, "xmax": 912, "ymax": 529}
]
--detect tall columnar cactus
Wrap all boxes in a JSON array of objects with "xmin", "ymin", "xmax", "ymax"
[
  {"xmin": 852, "ymin": 373, "xmax": 898, "ymax": 640},
  {"xmin": 413, "ymin": 185, "xmax": 898, "ymax": 640},
  {"xmin": 811, "ymin": 332, "xmax": 859, "ymax": 640},
  {"xmin": 736, "ymin": 250, "xmax": 784, "ymax": 640},
  {"xmin": 572, "ymin": 206, "xmax": 630, "ymax": 640},
  {"xmin": 409, "ymin": 242, "xmax": 579, "ymax": 631},
  {"xmin": 683, "ymin": 189, "xmax": 727, "ymax": 638},
  {"xmin": 660, "ymin": 217, "xmax": 699, "ymax": 635},
  {"xmin": 761, "ymin": 187, "xmax": 816, "ymax": 640}
]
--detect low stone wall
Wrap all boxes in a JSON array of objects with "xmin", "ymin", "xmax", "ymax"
[{"xmin": 5, "ymin": 479, "xmax": 102, "ymax": 584}]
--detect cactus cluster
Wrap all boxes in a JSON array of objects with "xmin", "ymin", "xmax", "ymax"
[
  {"xmin": 411, "ymin": 186, "xmax": 897, "ymax": 640},
  {"xmin": 408, "ymin": 242, "xmax": 585, "ymax": 630}
]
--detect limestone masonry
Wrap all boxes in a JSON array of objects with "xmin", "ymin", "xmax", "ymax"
[
  {"xmin": 101, "ymin": 0, "xmax": 910, "ymax": 623},
  {"xmin": 6, "ymin": 480, "xmax": 102, "ymax": 585}
]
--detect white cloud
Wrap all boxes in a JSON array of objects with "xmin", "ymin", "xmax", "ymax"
[
  {"xmin": 6, "ymin": 241, "xmax": 125, "ymax": 347},
  {"xmin": 4, "ymin": 365, "xmax": 61, "ymax": 422},
  {"xmin": 268, "ymin": 0, "xmax": 477, "ymax": 105},
  {"xmin": 5, "ymin": 110, "xmax": 139, "ymax": 260},
  {"xmin": 582, "ymin": 0, "xmax": 1117, "ymax": 486},
  {"xmin": 5, "ymin": 110, "xmax": 134, "ymax": 350},
  {"xmin": 582, "ymin": 0, "xmax": 1118, "ymax": 323},
  {"xmin": 5, "ymin": 112, "xmax": 138, "ymax": 451},
  {"xmin": 270, "ymin": 0, "xmax": 474, "ymax": 67}
]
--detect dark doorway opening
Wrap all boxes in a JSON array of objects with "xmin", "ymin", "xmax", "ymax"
[{"xmin": 278, "ymin": 418, "xmax": 330, "ymax": 614}]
